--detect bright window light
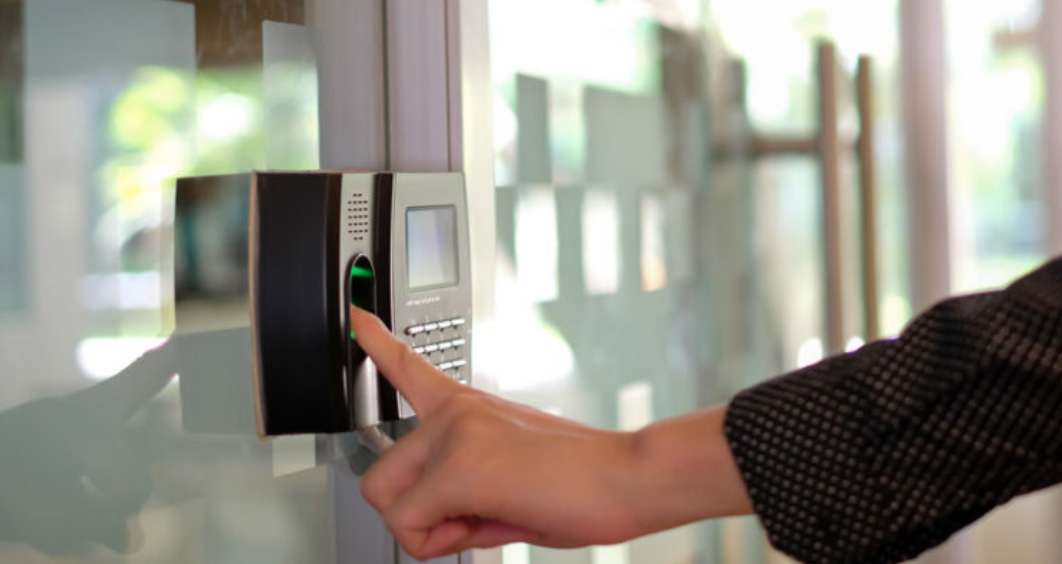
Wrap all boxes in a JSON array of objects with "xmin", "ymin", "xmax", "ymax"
[
  {"xmin": 583, "ymin": 190, "xmax": 621, "ymax": 295},
  {"xmin": 483, "ymin": 253, "xmax": 574, "ymax": 393},
  {"xmin": 502, "ymin": 543, "xmax": 531, "ymax": 564},
  {"xmin": 796, "ymin": 337, "xmax": 825, "ymax": 368},
  {"xmin": 76, "ymin": 337, "xmax": 167, "ymax": 380},
  {"xmin": 617, "ymin": 380, "xmax": 653, "ymax": 431},
  {"xmin": 592, "ymin": 544, "xmax": 630, "ymax": 564},
  {"xmin": 641, "ymin": 195, "xmax": 668, "ymax": 292},
  {"xmin": 515, "ymin": 188, "xmax": 559, "ymax": 302}
]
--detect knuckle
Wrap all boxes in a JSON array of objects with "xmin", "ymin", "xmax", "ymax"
[
  {"xmin": 405, "ymin": 541, "xmax": 431, "ymax": 561},
  {"xmin": 449, "ymin": 408, "xmax": 491, "ymax": 439},
  {"xmin": 441, "ymin": 446, "xmax": 479, "ymax": 478},
  {"xmin": 382, "ymin": 509, "xmax": 405, "ymax": 541},
  {"xmin": 359, "ymin": 472, "xmax": 382, "ymax": 507},
  {"xmin": 440, "ymin": 389, "xmax": 479, "ymax": 417},
  {"xmin": 386, "ymin": 517, "xmax": 426, "ymax": 559},
  {"xmin": 405, "ymin": 545, "xmax": 430, "ymax": 561}
]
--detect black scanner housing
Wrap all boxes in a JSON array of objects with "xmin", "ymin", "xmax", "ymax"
[
  {"xmin": 174, "ymin": 171, "xmax": 470, "ymax": 437},
  {"xmin": 252, "ymin": 172, "xmax": 351, "ymax": 435},
  {"xmin": 175, "ymin": 172, "xmax": 391, "ymax": 436}
]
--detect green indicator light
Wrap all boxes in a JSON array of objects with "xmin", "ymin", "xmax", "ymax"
[
  {"xmin": 350, "ymin": 265, "xmax": 374, "ymax": 279},
  {"xmin": 349, "ymin": 329, "xmax": 357, "ymax": 340}
]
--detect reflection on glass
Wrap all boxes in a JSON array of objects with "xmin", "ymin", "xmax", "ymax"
[
  {"xmin": 0, "ymin": 338, "xmax": 175, "ymax": 555},
  {"xmin": 0, "ymin": 2, "xmax": 24, "ymax": 316},
  {"xmin": 173, "ymin": 174, "xmax": 251, "ymax": 333},
  {"xmin": 0, "ymin": 165, "xmax": 27, "ymax": 315},
  {"xmin": 0, "ymin": 0, "xmax": 19, "ymax": 165}
]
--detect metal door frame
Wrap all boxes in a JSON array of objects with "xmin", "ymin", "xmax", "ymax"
[{"xmin": 309, "ymin": 1, "xmax": 496, "ymax": 562}]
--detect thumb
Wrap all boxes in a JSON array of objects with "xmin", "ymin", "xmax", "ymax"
[{"xmin": 349, "ymin": 307, "xmax": 459, "ymax": 416}]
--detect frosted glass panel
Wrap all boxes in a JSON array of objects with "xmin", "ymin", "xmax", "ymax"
[{"xmin": 0, "ymin": 1, "xmax": 342, "ymax": 562}]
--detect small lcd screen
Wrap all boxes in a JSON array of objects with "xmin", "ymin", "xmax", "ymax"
[{"xmin": 406, "ymin": 205, "xmax": 458, "ymax": 290}]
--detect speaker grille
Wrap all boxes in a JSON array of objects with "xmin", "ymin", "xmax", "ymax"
[{"xmin": 346, "ymin": 193, "xmax": 370, "ymax": 240}]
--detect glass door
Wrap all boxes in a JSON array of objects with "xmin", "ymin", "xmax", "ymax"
[
  {"xmin": 477, "ymin": 1, "xmax": 902, "ymax": 562},
  {"xmin": 481, "ymin": 2, "xmax": 771, "ymax": 563}
]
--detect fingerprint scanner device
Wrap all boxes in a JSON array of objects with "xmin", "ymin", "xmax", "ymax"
[{"xmin": 172, "ymin": 172, "xmax": 472, "ymax": 438}]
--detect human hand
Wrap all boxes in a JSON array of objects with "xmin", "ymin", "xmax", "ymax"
[
  {"xmin": 352, "ymin": 308, "xmax": 650, "ymax": 559},
  {"xmin": 350, "ymin": 307, "xmax": 752, "ymax": 560}
]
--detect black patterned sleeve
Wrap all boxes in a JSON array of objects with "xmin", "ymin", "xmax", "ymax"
[{"xmin": 723, "ymin": 258, "xmax": 1062, "ymax": 564}]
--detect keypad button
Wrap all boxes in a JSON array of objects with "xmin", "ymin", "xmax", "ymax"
[
  {"xmin": 413, "ymin": 346, "xmax": 427, "ymax": 354},
  {"xmin": 437, "ymin": 341, "xmax": 453, "ymax": 351},
  {"xmin": 450, "ymin": 317, "xmax": 466, "ymax": 327},
  {"xmin": 437, "ymin": 320, "xmax": 453, "ymax": 330},
  {"xmin": 405, "ymin": 325, "xmax": 426, "ymax": 337},
  {"xmin": 451, "ymin": 338, "xmax": 466, "ymax": 349},
  {"xmin": 438, "ymin": 361, "xmax": 455, "ymax": 370},
  {"xmin": 451, "ymin": 359, "xmax": 467, "ymax": 368},
  {"xmin": 424, "ymin": 343, "xmax": 440, "ymax": 353},
  {"xmin": 423, "ymin": 322, "xmax": 440, "ymax": 332}
]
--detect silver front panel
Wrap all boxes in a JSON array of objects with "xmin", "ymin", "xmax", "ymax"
[{"xmin": 390, "ymin": 173, "xmax": 473, "ymax": 418}]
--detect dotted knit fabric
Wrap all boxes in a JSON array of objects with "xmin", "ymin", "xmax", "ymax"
[{"xmin": 724, "ymin": 258, "xmax": 1062, "ymax": 564}]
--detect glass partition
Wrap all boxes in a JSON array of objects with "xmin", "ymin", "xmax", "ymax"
[
  {"xmin": 485, "ymin": 1, "xmax": 1060, "ymax": 563},
  {"xmin": 945, "ymin": 0, "xmax": 1046, "ymax": 292},
  {"xmin": 0, "ymin": 1, "xmax": 338, "ymax": 562},
  {"xmin": 488, "ymin": 1, "xmax": 777, "ymax": 562},
  {"xmin": 485, "ymin": 0, "xmax": 917, "ymax": 562},
  {"xmin": 941, "ymin": 3, "xmax": 1062, "ymax": 563}
]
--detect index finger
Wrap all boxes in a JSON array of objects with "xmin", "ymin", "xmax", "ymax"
[{"xmin": 350, "ymin": 306, "xmax": 460, "ymax": 416}]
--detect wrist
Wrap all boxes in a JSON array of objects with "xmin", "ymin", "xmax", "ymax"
[{"xmin": 623, "ymin": 405, "xmax": 752, "ymax": 535}]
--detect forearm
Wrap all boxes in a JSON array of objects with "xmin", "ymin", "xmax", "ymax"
[
  {"xmin": 722, "ymin": 258, "xmax": 1062, "ymax": 563},
  {"xmin": 623, "ymin": 405, "xmax": 752, "ymax": 536}
]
